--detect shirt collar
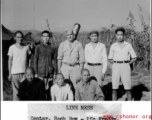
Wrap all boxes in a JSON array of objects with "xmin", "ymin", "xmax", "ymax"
[
  {"xmin": 80, "ymin": 79, "xmax": 90, "ymax": 86},
  {"xmin": 115, "ymin": 41, "xmax": 128, "ymax": 47},
  {"xmin": 66, "ymin": 40, "xmax": 79, "ymax": 44},
  {"xmin": 57, "ymin": 83, "xmax": 66, "ymax": 88},
  {"xmin": 89, "ymin": 42, "xmax": 100, "ymax": 46}
]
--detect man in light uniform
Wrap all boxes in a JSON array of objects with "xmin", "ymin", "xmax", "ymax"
[
  {"xmin": 108, "ymin": 27, "xmax": 137, "ymax": 101},
  {"xmin": 57, "ymin": 29, "xmax": 85, "ymax": 93},
  {"xmin": 85, "ymin": 31, "xmax": 108, "ymax": 87}
]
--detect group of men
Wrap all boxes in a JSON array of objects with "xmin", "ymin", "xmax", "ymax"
[{"xmin": 7, "ymin": 26, "xmax": 137, "ymax": 101}]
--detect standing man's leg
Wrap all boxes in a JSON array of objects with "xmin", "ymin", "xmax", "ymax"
[
  {"xmin": 112, "ymin": 89, "xmax": 117, "ymax": 101},
  {"xmin": 70, "ymin": 65, "xmax": 80, "ymax": 98},
  {"xmin": 112, "ymin": 63, "xmax": 120, "ymax": 101},
  {"xmin": 85, "ymin": 64, "xmax": 94, "ymax": 77},
  {"xmin": 61, "ymin": 64, "xmax": 70, "ymax": 79},
  {"xmin": 46, "ymin": 76, "xmax": 53, "ymax": 100},
  {"xmin": 12, "ymin": 74, "xmax": 24, "ymax": 100},
  {"xmin": 94, "ymin": 65, "xmax": 103, "ymax": 87},
  {"xmin": 121, "ymin": 63, "xmax": 132, "ymax": 101}
]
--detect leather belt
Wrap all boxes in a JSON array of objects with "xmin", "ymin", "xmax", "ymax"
[
  {"xmin": 63, "ymin": 62, "xmax": 79, "ymax": 67},
  {"xmin": 87, "ymin": 62, "xmax": 102, "ymax": 66},
  {"xmin": 113, "ymin": 61, "xmax": 129, "ymax": 63}
]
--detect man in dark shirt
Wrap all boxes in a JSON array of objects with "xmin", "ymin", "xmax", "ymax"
[{"xmin": 18, "ymin": 67, "xmax": 46, "ymax": 101}]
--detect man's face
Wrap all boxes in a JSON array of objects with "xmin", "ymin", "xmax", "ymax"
[
  {"xmin": 57, "ymin": 75, "xmax": 64, "ymax": 87},
  {"xmin": 90, "ymin": 34, "xmax": 98, "ymax": 43},
  {"xmin": 82, "ymin": 70, "xmax": 90, "ymax": 83},
  {"xmin": 15, "ymin": 33, "xmax": 23, "ymax": 44},
  {"xmin": 66, "ymin": 30, "xmax": 75, "ymax": 42},
  {"xmin": 26, "ymin": 70, "xmax": 34, "ymax": 82},
  {"xmin": 42, "ymin": 33, "xmax": 50, "ymax": 44},
  {"xmin": 116, "ymin": 31, "xmax": 124, "ymax": 42}
]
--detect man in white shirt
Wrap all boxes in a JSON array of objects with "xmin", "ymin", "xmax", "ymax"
[
  {"xmin": 51, "ymin": 73, "xmax": 73, "ymax": 101},
  {"xmin": 85, "ymin": 31, "xmax": 108, "ymax": 87},
  {"xmin": 8, "ymin": 31, "xmax": 30, "ymax": 100},
  {"xmin": 108, "ymin": 27, "xmax": 137, "ymax": 101}
]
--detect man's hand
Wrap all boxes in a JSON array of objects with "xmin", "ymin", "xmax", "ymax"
[
  {"xmin": 35, "ymin": 74, "xmax": 38, "ymax": 78},
  {"xmin": 8, "ymin": 74, "xmax": 12, "ymax": 81}
]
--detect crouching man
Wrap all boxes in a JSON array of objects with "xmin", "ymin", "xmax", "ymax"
[
  {"xmin": 18, "ymin": 67, "xmax": 46, "ymax": 101},
  {"xmin": 51, "ymin": 73, "xmax": 74, "ymax": 101},
  {"xmin": 75, "ymin": 69, "xmax": 104, "ymax": 101}
]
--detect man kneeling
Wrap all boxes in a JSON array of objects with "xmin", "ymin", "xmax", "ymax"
[
  {"xmin": 75, "ymin": 69, "xmax": 104, "ymax": 101},
  {"xmin": 51, "ymin": 73, "xmax": 73, "ymax": 101},
  {"xmin": 18, "ymin": 67, "xmax": 46, "ymax": 101}
]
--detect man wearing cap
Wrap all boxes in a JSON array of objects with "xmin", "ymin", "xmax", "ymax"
[
  {"xmin": 84, "ymin": 31, "xmax": 108, "ymax": 87},
  {"xmin": 57, "ymin": 29, "xmax": 85, "ymax": 94},
  {"xmin": 108, "ymin": 27, "xmax": 137, "ymax": 101}
]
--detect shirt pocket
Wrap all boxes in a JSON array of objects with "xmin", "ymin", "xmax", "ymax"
[{"xmin": 62, "ymin": 47, "xmax": 69, "ymax": 57}]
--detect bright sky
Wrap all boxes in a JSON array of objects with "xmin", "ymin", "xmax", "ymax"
[{"xmin": 1, "ymin": 0, "xmax": 150, "ymax": 32}]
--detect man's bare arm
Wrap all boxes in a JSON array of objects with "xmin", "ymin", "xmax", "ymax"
[
  {"xmin": 129, "ymin": 58, "xmax": 137, "ymax": 64},
  {"xmin": 8, "ymin": 56, "xmax": 13, "ymax": 81},
  {"xmin": 58, "ymin": 60, "xmax": 62, "ymax": 73}
]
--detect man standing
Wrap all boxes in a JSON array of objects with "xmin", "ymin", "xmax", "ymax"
[
  {"xmin": 85, "ymin": 31, "xmax": 108, "ymax": 87},
  {"xmin": 75, "ymin": 69, "xmax": 104, "ymax": 101},
  {"xmin": 8, "ymin": 31, "xmax": 30, "ymax": 100},
  {"xmin": 108, "ymin": 27, "xmax": 137, "ymax": 101},
  {"xmin": 57, "ymin": 29, "xmax": 85, "ymax": 93}
]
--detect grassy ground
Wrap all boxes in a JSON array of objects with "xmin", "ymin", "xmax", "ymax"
[{"xmin": 3, "ymin": 66, "xmax": 151, "ymax": 101}]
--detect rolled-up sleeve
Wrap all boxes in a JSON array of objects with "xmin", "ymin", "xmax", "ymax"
[
  {"xmin": 78, "ymin": 43, "xmax": 85, "ymax": 64},
  {"xmin": 129, "ymin": 45, "xmax": 137, "ymax": 58},
  {"xmin": 108, "ymin": 45, "xmax": 114, "ymax": 60},
  {"xmin": 102, "ymin": 45, "xmax": 108, "ymax": 74},
  {"xmin": 57, "ymin": 43, "xmax": 64, "ymax": 60},
  {"xmin": 94, "ymin": 81, "xmax": 104, "ymax": 100}
]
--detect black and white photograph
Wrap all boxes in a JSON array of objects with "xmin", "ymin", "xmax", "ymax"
[{"xmin": 1, "ymin": 0, "xmax": 151, "ymax": 101}]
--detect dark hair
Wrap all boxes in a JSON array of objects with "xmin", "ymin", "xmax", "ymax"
[
  {"xmin": 89, "ymin": 31, "xmax": 99, "ymax": 36},
  {"xmin": 115, "ymin": 27, "xmax": 125, "ymax": 35},
  {"xmin": 42, "ymin": 30, "xmax": 52, "ymax": 37},
  {"xmin": 15, "ymin": 31, "xmax": 24, "ymax": 37}
]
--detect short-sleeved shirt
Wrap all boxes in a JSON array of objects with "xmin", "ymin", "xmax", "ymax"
[
  {"xmin": 51, "ymin": 83, "xmax": 73, "ymax": 101},
  {"xmin": 17, "ymin": 78, "xmax": 46, "ymax": 101},
  {"xmin": 7, "ymin": 44, "xmax": 29, "ymax": 74},
  {"xmin": 108, "ymin": 41, "xmax": 137, "ymax": 61},
  {"xmin": 57, "ymin": 40, "xmax": 85, "ymax": 64},
  {"xmin": 75, "ymin": 79, "xmax": 104, "ymax": 101}
]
